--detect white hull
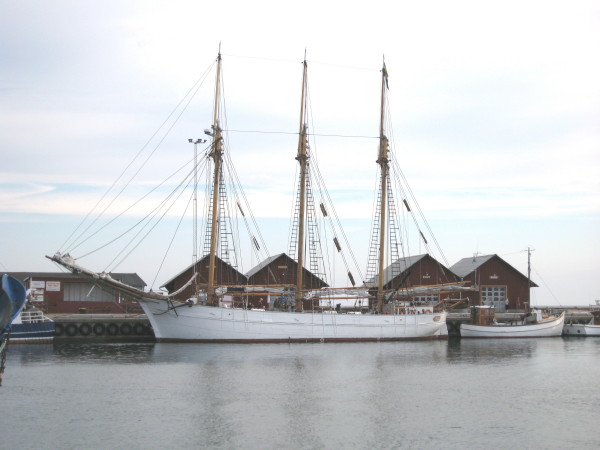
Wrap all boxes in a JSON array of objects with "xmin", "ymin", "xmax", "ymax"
[
  {"xmin": 139, "ymin": 299, "xmax": 447, "ymax": 342},
  {"xmin": 563, "ymin": 323, "xmax": 600, "ymax": 336},
  {"xmin": 460, "ymin": 313, "xmax": 565, "ymax": 338}
]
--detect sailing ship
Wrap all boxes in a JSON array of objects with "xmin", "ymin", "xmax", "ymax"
[
  {"xmin": 459, "ymin": 248, "xmax": 564, "ymax": 338},
  {"xmin": 49, "ymin": 50, "xmax": 474, "ymax": 342}
]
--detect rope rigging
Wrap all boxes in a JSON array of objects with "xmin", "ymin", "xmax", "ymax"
[
  {"xmin": 193, "ymin": 60, "xmax": 273, "ymax": 287},
  {"xmin": 103, "ymin": 150, "xmax": 213, "ymax": 284},
  {"xmin": 61, "ymin": 61, "xmax": 216, "ymax": 254},
  {"xmin": 364, "ymin": 72, "xmax": 455, "ymax": 300},
  {"xmin": 56, "ymin": 51, "xmax": 451, "ymax": 304},
  {"xmin": 286, "ymin": 66, "xmax": 366, "ymax": 295},
  {"xmin": 75, "ymin": 156, "xmax": 200, "ymax": 260},
  {"xmin": 224, "ymin": 128, "xmax": 379, "ymax": 139}
]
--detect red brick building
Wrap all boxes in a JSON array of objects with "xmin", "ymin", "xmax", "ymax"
[
  {"xmin": 246, "ymin": 253, "xmax": 328, "ymax": 289},
  {"xmin": 449, "ymin": 254, "xmax": 537, "ymax": 311},
  {"xmin": 8, "ymin": 272, "xmax": 146, "ymax": 314},
  {"xmin": 246, "ymin": 253, "xmax": 328, "ymax": 310},
  {"xmin": 366, "ymin": 253, "xmax": 459, "ymax": 301},
  {"xmin": 161, "ymin": 255, "xmax": 247, "ymax": 302}
]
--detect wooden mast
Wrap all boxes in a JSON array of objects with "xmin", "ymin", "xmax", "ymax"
[
  {"xmin": 295, "ymin": 55, "xmax": 309, "ymax": 311},
  {"xmin": 376, "ymin": 61, "xmax": 389, "ymax": 313},
  {"xmin": 208, "ymin": 49, "xmax": 223, "ymax": 305}
]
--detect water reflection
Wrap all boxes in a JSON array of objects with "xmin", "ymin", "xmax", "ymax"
[
  {"xmin": 3, "ymin": 339, "xmax": 600, "ymax": 449},
  {"xmin": 7, "ymin": 343, "xmax": 54, "ymax": 365},
  {"xmin": 446, "ymin": 338, "xmax": 537, "ymax": 363},
  {"xmin": 54, "ymin": 343, "xmax": 156, "ymax": 363},
  {"xmin": 9, "ymin": 339, "xmax": 574, "ymax": 368},
  {"xmin": 10, "ymin": 343, "xmax": 156, "ymax": 365}
]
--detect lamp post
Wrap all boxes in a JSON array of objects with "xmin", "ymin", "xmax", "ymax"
[{"xmin": 188, "ymin": 138, "xmax": 206, "ymax": 268}]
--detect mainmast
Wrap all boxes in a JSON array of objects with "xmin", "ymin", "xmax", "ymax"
[
  {"xmin": 376, "ymin": 61, "xmax": 390, "ymax": 313},
  {"xmin": 208, "ymin": 50, "xmax": 223, "ymax": 305},
  {"xmin": 295, "ymin": 55, "xmax": 309, "ymax": 311}
]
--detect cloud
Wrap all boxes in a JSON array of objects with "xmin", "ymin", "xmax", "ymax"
[{"xmin": 1, "ymin": 0, "xmax": 599, "ymax": 304}]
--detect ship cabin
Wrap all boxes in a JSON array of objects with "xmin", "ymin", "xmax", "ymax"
[
  {"xmin": 246, "ymin": 253, "xmax": 328, "ymax": 311},
  {"xmin": 365, "ymin": 254, "xmax": 462, "ymax": 311},
  {"xmin": 7, "ymin": 272, "xmax": 146, "ymax": 314},
  {"xmin": 449, "ymin": 254, "xmax": 537, "ymax": 312}
]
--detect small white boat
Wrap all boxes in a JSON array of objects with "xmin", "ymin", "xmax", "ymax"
[
  {"xmin": 563, "ymin": 312, "xmax": 600, "ymax": 336},
  {"xmin": 563, "ymin": 323, "xmax": 600, "ymax": 336},
  {"xmin": 459, "ymin": 247, "xmax": 565, "ymax": 338},
  {"xmin": 460, "ymin": 307, "xmax": 565, "ymax": 338}
]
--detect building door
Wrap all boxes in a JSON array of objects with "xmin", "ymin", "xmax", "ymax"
[{"xmin": 481, "ymin": 286, "xmax": 507, "ymax": 311}]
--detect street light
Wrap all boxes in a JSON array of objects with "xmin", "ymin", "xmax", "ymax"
[{"xmin": 188, "ymin": 138, "xmax": 206, "ymax": 268}]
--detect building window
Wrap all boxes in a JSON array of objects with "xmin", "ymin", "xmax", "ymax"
[
  {"xmin": 64, "ymin": 283, "xmax": 115, "ymax": 302},
  {"xmin": 413, "ymin": 295, "xmax": 439, "ymax": 304},
  {"xmin": 481, "ymin": 286, "xmax": 506, "ymax": 306}
]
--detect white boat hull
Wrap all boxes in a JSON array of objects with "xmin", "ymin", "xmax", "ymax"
[
  {"xmin": 139, "ymin": 299, "xmax": 447, "ymax": 342},
  {"xmin": 460, "ymin": 313, "xmax": 565, "ymax": 338},
  {"xmin": 563, "ymin": 323, "xmax": 600, "ymax": 336}
]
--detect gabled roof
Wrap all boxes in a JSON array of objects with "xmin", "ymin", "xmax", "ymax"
[
  {"xmin": 450, "ymin": 254, "xmax": 538, "ymax": 287},
  {"xmin": 246, "ymin": 253, "xmax": 286, "ymax": 278},
  {"xmin": 160, "ymin": 254, "xmax": 247, "ymax": 288},
  {"xmin": 245, "ymin": 252, "xmax": 329, "ymax": 288},
  {"xmin": 449, "ymin": 255, "xmax": 496, "ymax": 278},
  {"xmin": 365, "ymin": 254, "xmax": 428, "ymax": 286}
]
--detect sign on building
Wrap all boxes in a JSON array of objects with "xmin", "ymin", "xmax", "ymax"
[{"xmin": 46, "ymin": 281, "xmax": 61, "ymax": 291}]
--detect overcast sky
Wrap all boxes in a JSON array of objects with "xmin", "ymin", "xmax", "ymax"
[{"xmin": 1, "ymin": 0, "xmax": 599, "ymax": 306}]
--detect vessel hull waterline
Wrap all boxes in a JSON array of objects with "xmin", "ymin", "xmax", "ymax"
[
  {"xmin": 139, "ymin": 299, "xmax": 447, "ymax": 342},
  {"xmin": 9, "ymin": 309, "xmax": 55, "ymax": 343},
  {"xmin": 563, "ymin": 323, "xmax": 600, "ymax": 336},
  {"xmin": 460, "ymin": 313, "xmax": 565, "ymax": 338},
  {"xmin": 8, "ymin": 322, "xmax": 55, "ymax": 343}
]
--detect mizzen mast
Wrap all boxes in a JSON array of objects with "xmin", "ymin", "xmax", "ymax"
[
  {"xmin": 295, "ymin": 55, "xmax": 309, "ymax": 311},
  {"xmin": 376, "ymin": 61, "xmax": 390, "ymax": 313},
  {"xmin": 208, "ymin": 50, "xmax": 223, "ymax": 305}
]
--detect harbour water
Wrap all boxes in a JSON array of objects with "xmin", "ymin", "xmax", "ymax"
[{"xmin": 1, "ymin": 338, "xmax": 599, "ymax": 449}]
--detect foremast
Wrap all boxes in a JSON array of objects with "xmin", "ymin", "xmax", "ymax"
[
  {"xmin": 208, "ymin": 50, "xmax": 224, "ymax": 305},
  {"xmin": 295, "ymin": 56, "xmax": 309, "ymax": 311},
  {"xmin": 376, "ymin": 61, "xmax": 390, "ymax": 313}
]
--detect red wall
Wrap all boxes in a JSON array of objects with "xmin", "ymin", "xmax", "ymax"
[{"xmin": 26, "ymin": 277, "xmax": 143, "ymax": 314}]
